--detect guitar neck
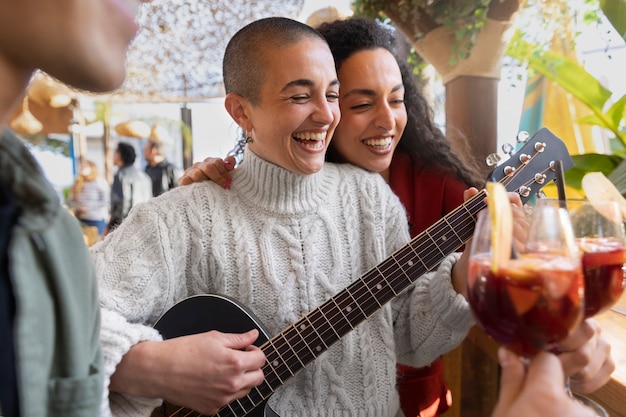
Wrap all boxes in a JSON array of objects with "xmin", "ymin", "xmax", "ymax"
[
  {"xmin": 219, "ymin": 190, "xmax": 487, "ymax": 417},
  {"xmin": 211, "ymin": 128, "xmax": 572, "ymax": 417}
]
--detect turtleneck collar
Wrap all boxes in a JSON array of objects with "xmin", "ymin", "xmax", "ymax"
[{"xmin": 232, "ymin": 150, "xmax": 334, "ymax": 216}]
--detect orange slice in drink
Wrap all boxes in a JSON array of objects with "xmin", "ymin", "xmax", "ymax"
[
  {"xmin": 486, "ymin": 181, "xmax": 513, "ymax": 273},
  {"xmin": 507, "ymin": 285, "xmax": 540, "ymax": 315},
  {"xmin": 503, "ymin": 260, "xmax": 541, "ymax": 315},
  {"xmin": 582, "ymin": 172, "xmax": 626, "ymax": 221}
]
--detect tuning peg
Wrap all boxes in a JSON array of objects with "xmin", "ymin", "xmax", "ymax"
[
  {"xmin": 516, "ymin": 131, "xmax": 530, "ymax": 143},
  {"xmin": 485, "ymin": 153, "xmax": 501, "ymax": 167},
  {"xmin": 518, "ymin": 185, "xmax": 532, "ymax": 198},
  {"xmin": 534, "ymin": 142, "xmax": 546, "ymax": 152},
  {"xmin": 518, "ymin": 153, "xmax": 531, "ymax": 164},
  {"xmin": 501, "ymin": 143, "xmax": 515, "ymax": 156}
]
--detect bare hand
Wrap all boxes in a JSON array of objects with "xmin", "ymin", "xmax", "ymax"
[
  {"xmin": 491, "ymin": 347, "xmax": 596, "ymax": 417},
  {"xmin": 178, "ymin": 155, "xmax": 237, "ymax": 188},
  {"xmin": 111, "ymin": 329, "xmax": 266, "ymax": 415},
  {"xmin": 554, "ymin": 318, "xmax": 615, "ymax": 393}
]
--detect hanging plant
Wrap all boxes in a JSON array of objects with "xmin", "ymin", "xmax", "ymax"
[{"xmin": 353, "ymin": 0, "xmax": 500, "ymax": 64}]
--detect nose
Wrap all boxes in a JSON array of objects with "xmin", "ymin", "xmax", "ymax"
[
  {"xmin": 311, "ymin": 97, "xmax": 337, "ymax": 126},
  {"xmin": 374, "ymin": 103, "xmax": 394, "ymax": 131}
]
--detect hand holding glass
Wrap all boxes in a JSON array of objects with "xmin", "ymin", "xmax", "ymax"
[
  {"xmin": 467, "ymin": 202, "xmax": 585, "ymax": 357},
  {"xmin": 538, "ymin": 199, "xmax": 626, "ymax": 318}
]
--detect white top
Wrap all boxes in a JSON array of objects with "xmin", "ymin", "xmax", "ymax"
[
  {"xmin": 67, "ymin": 177, "xmax": 110, "ymax": 221},
  {"xmin": 91, "ymin": 150, "xmax": 473, "ymax": 417}
]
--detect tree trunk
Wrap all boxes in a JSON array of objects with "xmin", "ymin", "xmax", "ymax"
[{"xmin": 445, "ymin": 76, "xmax": 499, "ymax": 178}]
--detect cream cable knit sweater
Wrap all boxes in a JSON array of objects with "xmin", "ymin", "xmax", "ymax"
[{"xmin": 91, "ymin": 150, "xmax": 473, "ymax": 417}]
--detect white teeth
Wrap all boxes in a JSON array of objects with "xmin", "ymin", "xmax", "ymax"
[
  {"xmin": 293, "ymin": 132, "xmax": 327, "ymax": 141},
  {"xmin": 298, "ymin": 140, "xmax": 325, "ymax": 151},
  {"xmin": 292, "ymin": 132, "xmax": 327, "ymax": 151},
  {"xmin": 363, "ymin": 137, "xmax": 392, "ymax": 147}
]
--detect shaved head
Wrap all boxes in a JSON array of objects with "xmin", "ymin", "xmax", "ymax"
[{"xmin": 223, "ymin": 17, "xmax": 328, "ymax": 105}]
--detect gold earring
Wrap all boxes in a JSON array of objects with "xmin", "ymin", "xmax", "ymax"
[{"xmin": 245, "ymin": 130, "xmax": 253, "ymax": 144}]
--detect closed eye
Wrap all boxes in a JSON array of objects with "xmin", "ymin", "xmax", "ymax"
[{"xmin": 291, "ymin": 95, "xmax": 310, "ymax": 103}]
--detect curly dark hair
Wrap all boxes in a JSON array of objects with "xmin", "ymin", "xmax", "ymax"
[{"xmin": 317, "ymin": 17, "xmax": 484, "ymax": 188}]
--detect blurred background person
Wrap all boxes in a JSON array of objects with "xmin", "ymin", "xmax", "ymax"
[
  {"xmin": 67, "ymin": 160, "xmax": 110, "ymax": 237},
  {"xmin": 144, "ymin": 138, "xmax": 182, "ymax": 197},
  {"xmin": 107, "ymin": 142, "xmax": 151, "ymax": 233}
]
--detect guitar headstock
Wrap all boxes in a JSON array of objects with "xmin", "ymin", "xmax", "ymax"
[{"xmin": 486, "ymin": 128, "xmax": 573, "ymax": 204}]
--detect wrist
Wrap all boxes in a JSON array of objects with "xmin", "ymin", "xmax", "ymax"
[
  {"xmin": 110, "ymin": 341, "xmax": 165, "ymax": 398},
  {"xmin": 451, "ymin": 251, "xmax": 469, "ymax": 298}
]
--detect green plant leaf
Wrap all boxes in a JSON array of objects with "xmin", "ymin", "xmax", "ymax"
[
  {"xmin": 507, "ymin": 32, "xmax": 612, "ymax": 114},
  {"xmin": 576, "ymin": 113, "xmax": 611, "ymax": 129},
  {"xmin": 604, "ymin": 94, "xmax": 626, "ymax": 128},
  {"xmin": 572, "ymin": 153, "xmax": 622, "ymax": 173},
  {"xmin": 565, "ymin": 153, "xmax": 623, "ymax": 191},
  {"xmin": 600, "ymin": 0, "xmax": 626, "ymax": 40},
  {"xmin": 575, "ymin": 93, "xmax": 625, "ymax": 133}
]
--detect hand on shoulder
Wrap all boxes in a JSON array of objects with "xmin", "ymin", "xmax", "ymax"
[{"xmin": 179, "ymin": 155, "xmax": 236, "ymax": 188}]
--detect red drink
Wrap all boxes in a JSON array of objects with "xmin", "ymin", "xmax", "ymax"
[
  {"xmin": 579, "ymin": 238, "xmax": 626, "ymax": 317},
  {"xmin": 468, "ymin": 254, "xmax": 584, "ymax": 357}
]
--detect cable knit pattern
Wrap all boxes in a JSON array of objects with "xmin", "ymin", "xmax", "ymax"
[{"xmin": 91, "ymin": 150, "xmax": 473, "ymax": 417}]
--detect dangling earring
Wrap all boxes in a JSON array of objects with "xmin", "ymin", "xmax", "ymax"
[{"xmin": 245, "ymin": 131, "xmax": 254, "ymax": 144}]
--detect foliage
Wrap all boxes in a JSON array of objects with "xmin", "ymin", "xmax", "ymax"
[
  {"xmin": 600, "ymin": 0, "xmax": 626, "ymax": 39},
  {"xmin": 22, "ymin": 134, "xmax": 71, "ymax": 157},
  {"xmin": 353, "ymin": 0, "xmax": 498, "ymax": 63},
  {"xmin": 506, "ymin": 30, "xmax": 624, "ymax": 146},
  {"xmin": 506, "ymin": 29, "xmax": 626, "ymax": 195},
  {"xmin": 352, "ymin": 0, "xmax": 626, "ymax": 195}
]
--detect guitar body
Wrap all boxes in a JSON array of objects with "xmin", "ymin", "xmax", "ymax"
[{"xmin": 152, "ymin": 294, "xmax": 279, "ymax": 417}]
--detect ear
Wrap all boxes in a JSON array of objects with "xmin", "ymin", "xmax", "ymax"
[{"xmin": 224, "ymin": 93, "xmax": 253, "ymax": 132}]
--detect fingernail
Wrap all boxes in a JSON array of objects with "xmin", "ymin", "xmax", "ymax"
[
  {"xmin": 498, "ymin": 346, "xmax": 512, "ymax": 367},
  {"xmin": 224, "ymin": 159, "xmax": 233, "ymax": 167},
  {"xmin": 223, "ymin": 182, "xmax": 230, "ymax": 190}
]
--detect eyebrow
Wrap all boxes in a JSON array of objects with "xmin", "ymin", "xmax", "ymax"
[
  {"xmin": 343, "ymin": 83, "xmax": 404, "ymax": 98},
  {"xmin": 280, "ymin": 78, "xmax": 340, "ymax": 92}
]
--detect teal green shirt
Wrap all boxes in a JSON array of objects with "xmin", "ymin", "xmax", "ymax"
[{"xmin": 1, "ymin": 129, "xmax": 103, "ymax": 417}]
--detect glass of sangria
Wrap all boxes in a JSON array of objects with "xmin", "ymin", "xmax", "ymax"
[
  {"xmin": 467, "ymin": 199, "xmax": 585, "ymax": 358},
  {"xmin": 537, "ymin": 198, "xmax": 626, "ymax": 318}
]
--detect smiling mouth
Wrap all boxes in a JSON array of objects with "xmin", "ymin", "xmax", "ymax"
[
  {"xmin": 293, "ymin": 132, "xmax": 327, "ymax": 150},
  {"xmin": 363, "ymin": 137, "xmax": 393, "ymax": 150}
]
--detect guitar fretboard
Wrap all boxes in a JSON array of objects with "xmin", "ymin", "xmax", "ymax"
[
  {"xmin": 214, "ymin": 128, "xmax": 570, "ymax": 417},
  {"xmin": 217, "ymin": 190, "xmax": 486, "ymax": 417}
]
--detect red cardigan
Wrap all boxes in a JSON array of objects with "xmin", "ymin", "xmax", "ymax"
[
  {"xmin": 389, "ymin": 151, "xmax": 467, "ymax": 238},
  {"xmin": 389, "ymin": 151, "xmax": 469, "ymax": 417}
]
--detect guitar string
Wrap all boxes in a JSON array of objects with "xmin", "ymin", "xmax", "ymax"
[
  {"xmin": 211, "ymin": 154, "xmax": 551, "ymax": 417},
  {"xmin": 202, "ymin": 159, "xmax": 548, "ymax": 417},
  {"xmin": 182, "ymin": 194, "xmax": 485, "ymax": 417},
  {"xmin": 238, "ymin": 154, "xmax": 550, "ymax": 410},
  {"xmin": 166, "ymin": 147, "xmax": 551, "ymax": 417},
  {"xmin": 230, "ymin": 193, "xmax": 483, "ymax": 415}
]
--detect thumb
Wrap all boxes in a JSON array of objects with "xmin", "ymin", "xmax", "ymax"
[
  {"xmin": 224, "ymin": 155, "xmax": 237, "ymax": 171},
  {"xmin": 223, "ymin": 329, "xmax": 260, "ymax": 350},
  {"xmin": 463, "ymin": 187, "xmax": 479, "ymax": 202},
  {"xmin": 496, "ymin": 347, "xmax": 526, "ymax": 406}
]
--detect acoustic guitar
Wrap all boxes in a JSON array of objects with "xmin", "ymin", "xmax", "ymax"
[{"xmin": 152, "ymin": 128, "xmax": 573, "ymax": 417}]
